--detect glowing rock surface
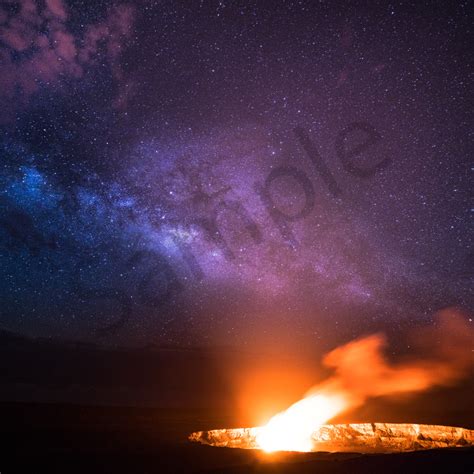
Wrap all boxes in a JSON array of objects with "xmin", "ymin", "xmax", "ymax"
[{"xmin": 189, "ymin": 423, "xmax": 474, "ymax": 453}]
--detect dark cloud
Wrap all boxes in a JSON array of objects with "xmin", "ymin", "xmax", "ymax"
[{"xmin": 0, "ymin": 0, "xmax": 134, "ymax": 121}]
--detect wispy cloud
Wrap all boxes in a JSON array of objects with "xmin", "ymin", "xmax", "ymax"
[{"xmin": 0, "ymin": 0, "xmax": 135, "ymax": 121}]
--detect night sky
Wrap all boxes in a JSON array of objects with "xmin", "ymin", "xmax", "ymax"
[{"xmin": 0, "ymin": 0, "xmax": 472, "ymax": 348}]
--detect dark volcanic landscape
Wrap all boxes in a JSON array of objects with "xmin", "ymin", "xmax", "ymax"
[{"xmin": 1, "ymin": 331, "xmax": 473, "ymax": 473}]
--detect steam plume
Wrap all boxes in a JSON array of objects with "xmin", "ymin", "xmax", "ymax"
[{"xmin": 312, "ymin": 307, "xmax": 473, "ymax": 411}]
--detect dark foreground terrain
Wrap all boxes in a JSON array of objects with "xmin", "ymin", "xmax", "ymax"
[
  {"xmin": 0, "ymin": 402, "xmax": 472, "ymax": 474},
  {"xmin": 0, "ymin": 332, "xmax": 473, "ymax": 473}
]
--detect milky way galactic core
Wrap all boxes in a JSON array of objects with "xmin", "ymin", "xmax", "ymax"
[{"xmin": 0, "ymin": 1, "xmax": 471, "ymax": 346}]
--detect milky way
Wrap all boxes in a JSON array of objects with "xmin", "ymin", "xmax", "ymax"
[{"xmin": 0, "ymin": 1, "xmax": 471, "ymax": 347}]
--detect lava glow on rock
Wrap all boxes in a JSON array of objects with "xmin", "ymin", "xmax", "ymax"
[
  {"xmin": 189, "ymin": 423, "xmax": 474, "ymax": 453},
  {"xmin": 190, "ymin": 313, "xmax": 474, "ymax": 453},
  {"xmin": 190, "ymin": 389, "xmax": 474, "ymax": 454},
  {"xmin": 189, "ymin": 391, "xmax": 474, "ymax": 454},
  {"xmin": 189, "ymin": 394, "xmax": 474, "ymax": 453}
]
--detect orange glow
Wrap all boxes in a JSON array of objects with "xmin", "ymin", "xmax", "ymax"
[
  {"xmin": 234, "ymin": 362, "xmax": 318, "ymax": 427},
  {"xmin": 250, "ymin": 309, "xmax": 473, "ymax": 452},
  {"xmin": 194, "ymin": 310, "xmax": 472, "ymax": 453},
  {"xmin": 256, "ymin": 392, "xmax": 348, "ymax": 452}
]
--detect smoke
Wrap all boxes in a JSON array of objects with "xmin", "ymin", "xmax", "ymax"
[
  {"xmin": 314, "ymin": 307, "xmax": 473, "ymax": 410},
  {"xmin": 256, "ymin": 307, "xmax": 473, "ymax": 451}
]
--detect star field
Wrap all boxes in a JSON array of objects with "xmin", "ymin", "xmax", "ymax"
[{"xmin": 0, "ymin": 0, "xmax": 472, "ymax": 347}]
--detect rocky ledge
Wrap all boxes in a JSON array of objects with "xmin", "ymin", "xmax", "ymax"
[{"xmin": 189, "ymin": 423, "xmax": 474, "ymax": 453}]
